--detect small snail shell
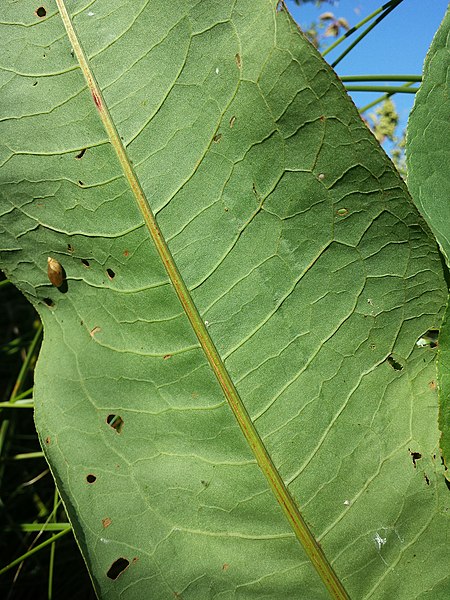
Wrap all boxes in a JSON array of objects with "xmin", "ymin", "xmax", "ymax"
[{"xmin": 47, "ymin": 257, "xmax": 64, "ymax": 287}]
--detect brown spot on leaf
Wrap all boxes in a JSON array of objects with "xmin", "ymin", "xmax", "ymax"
[
  {"xmin": 163, "ymin": 354, "xmax": 172, "ymax": 360},
  {"xmin": 90, "ymin": 326, "xmax": 101, "ymax": 337},
  {"xmin": 92, "ymin": 91, "xmax": 102, "ymax": 110},
  {"xmin": 102, "ymin": 517, "xmax": 112, "ymax": 528},
  {"xmin": 235, "ymin": 53, "xmax": 242, "ymax": 69},
  {"xmin": 222, "ymin": 563, "xmax": 230, "ymax": 571}
]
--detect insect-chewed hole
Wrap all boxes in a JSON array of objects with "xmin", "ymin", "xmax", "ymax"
[
  {"xmin": 409, "ymin": 450, "xmax": 422, "ymax": 467},
  {"xmin": 106, "ymin": 414, "xmax": 124, "ymax": 434},
  {"xmin": 81, "ymin": 259, "xmax": 90, "ymax": 267},
  {"xmin": 416, "ymin": 329, "xmax": 439, "ymax": 349},
  {"xmin": 106, "ymin": 268, "xmax": 115, "ymax": 280},
  {"xmin": 86, "ymin": 474, "xmax": 97, "ymax": 484},
  {"xmin": 75, "ymin": 148, "xmax": 86, "ymax": 159},
  {"xmin": 43, "ymin": 297, "xmax": 54, "ymax": 307},
  {"xmin": 107, "ymin": 557, "xmax": 130, "ymax": 580},
  {"xmin": 445, "ymin": 477, "xmax": 450, "ymax": 491},
  {"xmin": 35, "ymin": 6, "xmax": 47, "ymax": 18},
  {"xmin": 387, "ymin": 355, "xmax": 403, "ymax": 371}
]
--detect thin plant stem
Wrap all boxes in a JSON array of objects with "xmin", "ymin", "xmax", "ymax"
[
  {"xmin": 345, "ymin": 85, "xmax": 418, "ymax": 94},
  {"xmin": 322, "ymin": 0, "xmax": 403, "ymax": 57},
  {"xmin": 340, "ymin": 75, "xmax": 421, "ymax": 83},
  {"xmin": 358, "ymin": 81, "xmax": 417, "ymax": 113},
  {"xmin": 9, "ymin": 452, "xmax": 45, "ymax": 460},
  {"xmin": 11, "ymin": 523, "xmax": 71, "ymax": 533},
  {"xmin": 48, "ymin": 489, "xmax": 59, "ymax": 600},
  {"xmin": 9, "ymin": 324, "xmax": 42, "ymax": 401},
  {"xmin": 0, "ymin": 401, "xmax": 34, "ymax": 409},
  {"xmin": 331, "ymin": 0, "xmax": 405, "ymax": 67},
  {"xmin": 0, "ymin": 528, "xmax": 71, "ymax": 576}
]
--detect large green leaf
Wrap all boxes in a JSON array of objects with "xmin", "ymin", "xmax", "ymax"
[
  {"xmin": 407, "ymin": 7, "xmax": 450, "ymax": 263},
  {"xmin": 407, "ymin": 8, "xmax": 450, "ymax": 475},
  {"xmin": 1, "ymin": 1, "xmax": 449, "ymax": 598}
]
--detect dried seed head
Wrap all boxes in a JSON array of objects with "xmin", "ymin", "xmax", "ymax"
[{"xmin": 47, "ymin": 257, "xmax": 64, "ymax": 287}]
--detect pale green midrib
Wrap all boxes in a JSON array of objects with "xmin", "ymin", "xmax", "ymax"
[{"xmin": 54, "ymin": 2, "xmax": 349, "ymax": 599}]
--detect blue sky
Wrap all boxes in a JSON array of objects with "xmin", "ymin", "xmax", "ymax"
[{"xmin": 285, "ymin": 0, "xmax": 448, "ymax": 131}]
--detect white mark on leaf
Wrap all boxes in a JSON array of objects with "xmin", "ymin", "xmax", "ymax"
[
  {"xmin": 215, "ymin": 67, "xmax": 219, "ymax": 75},
  {"xmin": 373, "ymin": 532, "xmax": 387, "ymax": 551}
]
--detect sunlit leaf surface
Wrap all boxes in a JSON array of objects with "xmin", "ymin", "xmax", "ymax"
[{"xmin": 1, "ymin": 1, "xmax": 448, "ymax": 598}]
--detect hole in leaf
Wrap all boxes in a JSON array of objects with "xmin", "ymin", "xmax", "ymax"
[
  {"xmin": 81, "ymin": 259, "xmax": 90, "ymax": 267},
  {"xmin": 106, "ymin": 268, "xmax": 115, "ymax": 280},
  {"xmin": 78, "ymin": 180, "xmax": 84, "ymax": 186},
  {"xmin": 67, "ymin": 244, "xmax": 74, "ymax": 253},
  {"xmin": 86, "ymin": 474, "xmax": 97, "ymax": 484},
  {"xmin": 445, "ymin": 478, "xmax": 450, "ymax": 491},
  {"xmin": 43, "ymin": 297, "xmax": 54, "ymax": 307},
  {"xmin": 424, "ymin": 473, "xmax": 430, "ymax": 485},
  {"xmin": 409, "ymin": 450, "xmax": 422, "ymax": 467},
  {"xmin": 387, "ymin": 355, "xmax": 403, "ymax": 371},
  {"xmin": 213, "ymin": 133, "xmax": 222, "ymax": 143},
  {"xmin": 416, "ymin": 329, "xmax": 439, "ymax": 348},
  {"xmin": 106, "ymin": 414, "xmax": 124, "ymax": 434},
  {"xmin": 107, "ymin": 557, "xmax": 130, "ymax": 580},
  {"xmin": 75, "ymin": 148, "xmax": 86, "ymax": 159},
  {"xmin": 32, "ymin": 81, "xmax": 38, "ymax": 86},
  {"xmin": 45, "ymin": 436, "xmax": 51, "ymax": 445},
  {"xmin": 35, "ymin": 6, "xmax": 46, "ymax": 18}
]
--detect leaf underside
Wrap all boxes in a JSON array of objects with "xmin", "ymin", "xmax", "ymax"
[
  {"xmin": 407, "ymin": 8, "xmax": 450, "ymax": 476},
  {"xmin": 1, "ymin": 1, "xmax": 449, "ymax": 599}
]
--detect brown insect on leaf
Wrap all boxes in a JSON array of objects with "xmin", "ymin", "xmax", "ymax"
[{"xmin": 47, "ymin": 257, "xmax": 64, "ymax": 287}]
